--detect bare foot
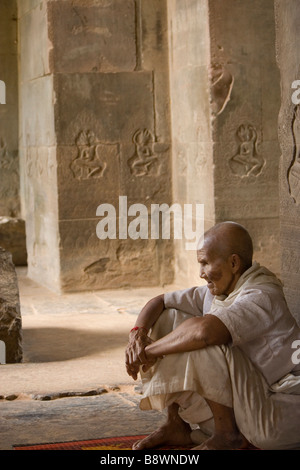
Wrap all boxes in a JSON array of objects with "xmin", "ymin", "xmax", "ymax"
[
  {"xmin": 132, "ymin": 418, "xmax": 192, "ymax": 450},
  {"xmin": 192, "ymin": 431, "xmax": 249, "ymax": 450}
]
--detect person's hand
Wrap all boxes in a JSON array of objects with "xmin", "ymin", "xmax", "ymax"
[
  {"xmin": 125, "ymin": 328, "xmax": 153, "ymax": 380},
  {"xmin": 140, "ymin": 353, "xmax": 158, "ymax": 374}
]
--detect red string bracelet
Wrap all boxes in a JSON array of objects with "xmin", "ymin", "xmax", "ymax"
[{"xmin": 130, "ymin": 326, "xmax": 148, "ymax": 334}]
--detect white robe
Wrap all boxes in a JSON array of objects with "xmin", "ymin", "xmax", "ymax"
[{"xmin": 139, "ymin": 262, "xmax": 300, "ymax": 450}]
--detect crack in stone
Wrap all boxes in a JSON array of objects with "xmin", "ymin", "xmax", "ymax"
[{"xmin": 0, "ymin": 384, "xmax": 141, "ymax": 402}]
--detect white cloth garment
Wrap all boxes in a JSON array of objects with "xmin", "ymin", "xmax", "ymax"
[
  {"xmin": 164, "ymin": 261, "xmax": 300, "ymax": 385},
  {"xmin": 139, "ymin": 262, "xmax": 300, "ymax": 449}
]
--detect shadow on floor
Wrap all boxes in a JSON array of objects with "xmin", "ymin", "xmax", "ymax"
[{"xmin": 22, "ymin": 327, "xmax": 128, "ymax": 362}]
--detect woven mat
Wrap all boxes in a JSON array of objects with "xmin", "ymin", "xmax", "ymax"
[
  {"xmin": 13, "ymin": 435, "xmax": 195, "ymax": 450},
  {"xmin": 13, "ymin": 436, "xmax": 260, "ymax": 451}
]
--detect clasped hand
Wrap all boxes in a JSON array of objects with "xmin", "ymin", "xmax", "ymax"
[{"xmin": 125, "ymin": 330, "xmax": 157, "ymax": 380}]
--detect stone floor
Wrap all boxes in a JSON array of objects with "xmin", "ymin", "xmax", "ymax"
[{"xmin": 1, "ymin": 268, "xmax": 191, "ymax": 451}]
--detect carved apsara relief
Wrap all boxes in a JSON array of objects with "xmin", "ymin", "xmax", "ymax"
[
  {"xmin": 288, "ymin": 105, "xmax": 300, "ymax": 204},
  {"xmin": 70, "ymin": 130, "xmax": 108, "ymax": 180},
  {"xmin": 128, "ymin": 128, "xmax": 169, "ymax": 177},
  {"xmin": 229, "ymin": 124, "xmax": 265, "ymax": 177}
]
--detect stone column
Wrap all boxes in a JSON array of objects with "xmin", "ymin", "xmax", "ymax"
[
  {"xmin": 0, "ymin": 248, "xmax": 22, "ymax": 363},
  {"xmin": 274, "ymin": 0, "xmax": 300, "ymax": 323},
  {"xmin": 0, "ymin": 0, "xmax": 20, "ymax": 218},
  {"xmin": 168, "ymin": 0, "xmax": 281, "ymax": 286},
  {"xmin": 18, "ymin": 0, "xmax": 60, "ymax": 291},
  {"xmin": 0, "ymin": 1, "xmax": 27, "ymax": 266},
  {"xmin": 18, "ymin": 0, "xmax": 173, "ymax": 292},
  {"xmin": 209, "ymin": 0, "xmax": 281, "ymax": 276},
  {"xmin": 167, "ymin": 0, "xmax": 213, "ymax": 285}
]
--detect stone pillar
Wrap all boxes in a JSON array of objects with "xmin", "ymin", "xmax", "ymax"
[
  {"xmin": 0, "ymin": 248, "xmax": 22, "ymax": 363},
  {"xmin": 18, "ymin": 0, "xmax": 173, "ymax": 292},
  {"xmin": 167, "ymin": 0, "xmax": 213, "ymax": 285},
  {"xmin": 0, "ymin": 217, "xmax": 27, "ymax": 266},
  {"xmin": 168, "ymin": 0, "xmax": 281, "ymax": 286},
  {"xmin": 210, "ymin": 0, "xmax": 281, "ymax": 274},
  {"xmin": 0, "ymin": 0, "xmax": 20, "ymax": 218},
  {"xmin": 18, "ymin": 0, "xmax": 60, "ymax": 291},
  {"xmin": 274, "ymin": 0, "xmax": 300, "ymax": 323},
  {"xmin": 0, "ymin": 1, "xmax": 28, "ymax": 266}
]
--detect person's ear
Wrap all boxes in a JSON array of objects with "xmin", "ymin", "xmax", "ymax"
[{"xmin": 230, "ymin": 254, "xmax": 241, "ymax": 273}]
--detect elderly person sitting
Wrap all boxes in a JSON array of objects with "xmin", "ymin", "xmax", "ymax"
[{"xmin": 125, "ymin": 221, "xmax": 300, "ymax": 450}]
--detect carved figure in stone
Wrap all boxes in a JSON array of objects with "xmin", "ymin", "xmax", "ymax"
[
  {"xmin": 211, "ymin": 64, "xmax": 234, "ymax": 116},
  {"xmin": 229, "ymin": 124, "xmax": 264, "ymax": 177},
  {"xmin": 288, "ymin": 105, "xmax": 300, "ymax": 204},
  {"xmin": 128, "ymin": 128, "xmax": 168, "ymax": 177},
  {"xmin": 70, "ymin": 130, "xmax": 107, "ymax": 180}
]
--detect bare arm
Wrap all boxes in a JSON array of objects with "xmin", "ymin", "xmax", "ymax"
[
  {"xmin": 125, "ymin": 294, "xmax": 165, "ymax": 380},
  {"xmin": 132, "ymin": 294, "xmax": 165, "ymax": 332},
  {"xmin": 144, "ymin": 314, "xmax": 231, "ymax": 361}
]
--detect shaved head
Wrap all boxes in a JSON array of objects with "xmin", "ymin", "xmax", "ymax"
[{"xmin": 200, "ymin": 221, "xmax": 253, "ymax": 273}]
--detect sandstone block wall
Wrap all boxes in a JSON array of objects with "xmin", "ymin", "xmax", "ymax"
[
  {"xmin": 18, "ymin": 0, "xmax": 174, "ymax": 292},
  {"xmin": 168, "ymin": 0, "xmax": 281, "ymax": 286},
  {"xmin": 209, "ymin": 0, "xmax": 281, "ymax": 277},
  {"xmin": 0, "ymin": 248, "xmax": 22, "ymax": 363},
  {"xmin": 0, "ymin": 217, "xmax": 27, "ymax": 266},
  {"xmin": 0, "ymin": 0, "xmax": 20, "ymax": 218},
  {"xmin": 275, "ymin": 0, "xmax": 300, "ymax": 323},
  {"xmin": 18, "ymin": 0, "xmax": 60, "ymax": 291},
  {"xmin": 167, "ymin": 0, "xmax": 214, "ymax": 286}
]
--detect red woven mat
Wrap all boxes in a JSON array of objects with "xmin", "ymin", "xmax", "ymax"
[{"xmin": 13, "ymin": 435, "xmax": 194, "ymax": 450}]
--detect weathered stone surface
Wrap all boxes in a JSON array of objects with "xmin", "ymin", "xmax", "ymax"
[
  {"xmin": 0, "ymin": 217, "xmax": 27, "ymax": 266},
  {"xmin": 22, "ymin": 145, "xmax": 61, "ymax": 292},
  {"xmin": 48, "ymin": 0, "xmax": 136, "ymax": 73},
  {"xmin": 53, "ymin": 71, "xmax": 155, "ymax": 146},
  {"xmin": 17, "ymin": 0, "xmax": 286, "ymax": 296},
  {"xmin": 58, "ymin": 219, "xmax": 174, "ymax": 292},
  {"xmin": 0, "ymin": 392, "xmax": 166, "ymax": 450},
  {"xmin": 167, "ymin": 0, "xmax": 281, "ymax": 286},
  {"xmin": 209, "ymin": 0, "xmax": 281, "ymax": 273},
  {"xmin": 18, "ymin": 0, "xmax": 173, "ymax": 292},
  {"xmin": 18, "ymin": 0, "xmax": 56, "ymax": 262},
  {"xmin": 0, "ymin": 138, "xmax": 20, "ymax": 217},
  {"xmin": 0, "ymin": 0, "xmax": 20, "ymax": 217},
  {"xmin": 0, "ymin": 248, "xmax": 22, "ymax": 363},
  {"xmin": 19, "ymin": 76, "xmax": 56, "ymax": 148},
  {"xmin": 57, "ymin": 142, "xmax": 121, "ymax": 220},
  {"xmin": 274, "ymin": 0, "xmax": 300, "ymax": 322},
  {"xmin": 120, "ymin": 139, "xmax": 172, "ymax": 207},
  {"xmin": 18, "ymin": 0, "xmax": 49, "ymax": 83},
  {"xmin": 53, "ymin": 70, "xmax": 173, "ymax": 214},
  {"xmin": 167, "ymin": 0, "xmax": 213, "ymax": 286}
]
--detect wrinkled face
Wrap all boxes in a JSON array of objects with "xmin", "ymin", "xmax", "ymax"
[{"xmin": 197, "ymin": 244, "xmax": 237, "ymax": 296}]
